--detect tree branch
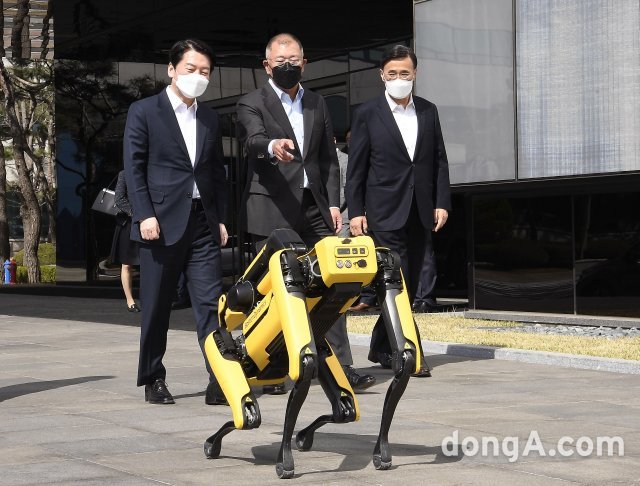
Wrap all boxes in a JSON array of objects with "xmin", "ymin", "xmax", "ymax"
[{"xmin": 11, "ymin": 0, "xmax": 30, "ymax": 60}]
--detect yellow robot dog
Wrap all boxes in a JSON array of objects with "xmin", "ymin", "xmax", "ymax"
[{"xmin": 202, "ymin": 229, "xmax": 421, "ymax": 478}]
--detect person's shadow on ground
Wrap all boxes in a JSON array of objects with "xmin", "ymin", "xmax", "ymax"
[{"xmin": 0, "ymin": 376, "xmax": 115, "ymax": 402}]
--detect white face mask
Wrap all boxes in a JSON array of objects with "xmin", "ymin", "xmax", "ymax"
[
  {"xmin": 175, "ymin": 72, "xmax": 209, "ymax": 99},
  {"xmin": 385, "ymin": 79, "xmax": 413, "ymax": 99}
]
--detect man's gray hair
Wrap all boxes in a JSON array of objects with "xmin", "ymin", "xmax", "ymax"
[{"xmin": 265, "ymin": 33, "xmax": 304, "ymax": 59}]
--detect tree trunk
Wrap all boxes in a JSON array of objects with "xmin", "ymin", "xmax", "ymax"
[
  {"xmin": 11, "ymin": 0, "xmax": 30, "ymax": 60},
  {"xmin": 40, "ymin": 0, "xmax": 52, "ymax": 59},
  {"xmin": 0, "ymin": 60, "xmax": 41, "ymax": 282},
  {"xmin": 0, "ymin": 142, "xmax": 9, "ymax": 262},
  {"xmin": 0, "ymin": 3, "xmax": 7, "ymax": 263},
  {"xmin": 26, "ymin": 147, "xmax": 56, "ymax": 247},
  {"xmin": 45, "ymin": 101, "xmax": 56, "ymax": 245},
  {"xmin": 0, "ymin": 0, "xmax": 5, "ymax": 58}
]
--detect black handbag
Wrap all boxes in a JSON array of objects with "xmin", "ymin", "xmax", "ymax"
[{"xmin": 90, "ymin": 174, "xmax": 119, "ymax": 216}]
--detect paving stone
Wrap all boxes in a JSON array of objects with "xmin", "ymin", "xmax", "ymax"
[{"xmin": 0, "ymin": 314, "xmax": 638, "ymax": 484}]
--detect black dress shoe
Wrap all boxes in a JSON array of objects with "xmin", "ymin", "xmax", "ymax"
[
  {"xmin": 171, "ymin": 299, "xmax": 191, "ymax": 310},
  {"xmin": 145, "ymin": 379, "xmax": 175, "ymax": 404},
  {"xmin": 343, "ymin": 366, "xmax": 376, "ymax": 392},
  {"xmin": 412, "ymin": 301, "xmax": 437, "ymax": 313},
  {"xmin": 127, "ymin": 303, "xmax": 141, "ymax": 313},
  {"xmin": 262, "ymin": 383, "xmax": 287, "ymax": 395},
  {"xmin": 367, "ymin": 350, "xmax": 393, "ymax": 369},
  {"xmin": 205, "ymin": 381, "xmax": 228, "ymax": 405},
  {"xmin": 349, "ymin": 302, "xmax": 372, "ymax": 312}
]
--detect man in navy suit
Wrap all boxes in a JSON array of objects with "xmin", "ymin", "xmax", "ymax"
[
  {"xmin": 346, "ymin": 45, "xmax": 451, "ymax": 377},
  {"xmin": 124, "ymin": 39, "xmax": 228, "ymax": 405}
]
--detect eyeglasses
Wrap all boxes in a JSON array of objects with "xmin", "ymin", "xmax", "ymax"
[
  {"xmin": 383, "ymin": 71, "xmax": 414, "ymax": 81},
  {"xmin": 268, "ymin": 57, "xmax": 302, "ymax": 67}
]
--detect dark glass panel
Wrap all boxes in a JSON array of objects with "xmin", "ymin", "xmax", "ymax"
[
  {"xmin": 349, "ymin": 68, "xmax": 382, "ymax": 108},
  {"xmin": 55, "ymin": 59, "xmax": 157, "ymax": 280},
  {"xmin": 575, "ymin": 193, "xmax": 640, "ymax": 317},
  {"xmin": 473, "ymin": 196, "xmax": 573, "ymax": 312},
  {"xmin": 434, "ymin": 194, "xmax": 468, "ymax": 296},
  {"xmin": 54, "ymin": 1, "xmax": 412, "ymax": 65},
  {"xmin": 52, "ymin": 1, "xmax": 413, "ymax": 281}
]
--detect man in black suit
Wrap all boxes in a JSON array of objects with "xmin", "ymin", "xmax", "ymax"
[
  {"xmin": 124, "ymin": 39, "xmax": 228, "ymax": 405},
  {"xmin": 346, "ymin": 45, "xmax": 451, "ymax": 377},
  {"xmin": 236, "ymin": 33, "xmax": 375, "ymax": 393}
]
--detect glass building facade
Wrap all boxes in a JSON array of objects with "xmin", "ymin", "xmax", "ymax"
[
  {"xmin": 52, "ymin": 0, "xmax": 413, "ymax": 282},
  {"xmin": 45, "ymin": 0, "xmax": 640, "ymax": 318},
  {"xmin": 415, "ymin": 0, "xmax": 640, "ymax": 317}
]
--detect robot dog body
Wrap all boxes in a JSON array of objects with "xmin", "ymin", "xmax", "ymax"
[{"xmin": 203, "ymin": 229, "xmax": 421, "ymax": 478}]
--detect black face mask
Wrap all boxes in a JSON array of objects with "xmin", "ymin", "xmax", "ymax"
[{"xmin": 271, "ymin": 62, "xmax": 302, "ymax": 90}]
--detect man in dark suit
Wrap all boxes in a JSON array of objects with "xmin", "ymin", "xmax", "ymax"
[
  {"xmin": 346, "ymin": 45, "xmax": 451, "ymax": 377},
  {"xmin": 236, "ymin": 33, "xmax": 375, "ymax": 393},
  {"xmin": 124, "ymin": 39, "xmax": 228, "ymax": 405}
]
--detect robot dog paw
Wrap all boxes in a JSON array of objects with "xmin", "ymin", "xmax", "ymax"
[
  {"xmin": 373, "ymin": 440, "xmax": 392, "ymax": 470},
  {"xmin": 372, "ymin": 453, "xmax": 392, "ymax": 470},
  {"xmin": 275, "ymin": 461, "xmax": 294, "ymax": 479},
  {"xmin": 204, "ymin": 438, "xmax": 221, "ymax": 459},
  {"xmin": 295, "ymin": 430, "xmax": 313, "ymax": 451}
]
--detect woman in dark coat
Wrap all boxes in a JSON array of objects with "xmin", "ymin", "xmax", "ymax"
[{"xmin": 109, "ymin": 170, "xmax": 141, "ymax": 312}]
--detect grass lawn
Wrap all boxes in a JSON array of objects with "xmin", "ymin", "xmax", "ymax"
[{"xmin": 346, "ymin": 313, "xmax": 640, "ymax": 361}]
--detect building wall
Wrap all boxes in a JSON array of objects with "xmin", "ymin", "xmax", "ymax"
[
  {"xmin": 52, "ymin": 0, "xmax": 414, "ymax": 281},
  {"xmin": 415, "ymin": 0, "xmax": 640, "ymax": 317}
]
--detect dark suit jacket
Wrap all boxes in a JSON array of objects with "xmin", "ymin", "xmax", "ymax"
[
  {"xmin": 345, "ymin": 94, "xmax": 451, "ymax": 232},
  {"xmin": 123, "ymin": 89, "xmax": 227, "ymax": 245},
  {"xmin": 236, "ymin": 83, "xmax": 340, "ymax": 236}
]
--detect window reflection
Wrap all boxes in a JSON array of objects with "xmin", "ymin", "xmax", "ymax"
[
  {"xmin": 575, "ymin": 193, "xmax": 640, "ymax": 317},
  {"xmin": 415, "ymin": 0, "xmax": 515, "ymax": 184},
  {"xmin": 473, "ymin": 196, "xmax": 573, "ymax": 313}
]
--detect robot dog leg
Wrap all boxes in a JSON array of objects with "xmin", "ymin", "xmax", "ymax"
[
  {"xmin": 295, "ymin": 341, "xmax": 359, "ymax": 452},
  {"xmin": 203, "ymin": 230, "xmax": 314, "ymax": 471},
  {"xmin": 370, "ymin": 249, "xmax": 421, "ymax": 470},
  {"xmin": 203, "ymin": 327, "xmax": 261, "ymax": 459},
  {"xmin": 269, "ymin": 248, "xmax": 319, "ymax": 479}
]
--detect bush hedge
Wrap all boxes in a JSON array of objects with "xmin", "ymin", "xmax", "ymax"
[
  {"xmin": 16, "ymin": 264, "xmax": 56, "ymax": 283},
  {"xmin": 13, "ymin": 243, "xmax": 56, "ymax": 266}
]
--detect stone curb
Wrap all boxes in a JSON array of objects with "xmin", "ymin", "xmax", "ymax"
[
  {"xmin": 464, "ymin": 309, "xmax": 640, "ymax": 329},
  {"xmin": 348, "ymin": 332, "xmax": 640, "ymax": 375}
]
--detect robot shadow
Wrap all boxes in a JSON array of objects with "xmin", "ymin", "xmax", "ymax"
[
  {"xmin": 351, "ymin": 354, "xmax": 493, "ymax": 392},
  {"xmin": 216, "ymin": 431, "xmax": 463, "ymax": 476}
]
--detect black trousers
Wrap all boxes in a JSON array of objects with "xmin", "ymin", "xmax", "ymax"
[
  {"xmin": 251, "ymin": 189, "xmax": 353, "ymax": 366},
  {"xmin": 413, "ymin": 237, "xmax": 438, "ymax": 305},
  {"xmin": 137, "ymin": 204, "xmax": 222, "ymax": 386},
  {"xmin": 367, "ymin": 198, "xmax": 432, "ymax": 357}
]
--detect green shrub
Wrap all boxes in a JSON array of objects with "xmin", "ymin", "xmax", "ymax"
[
  {"xmin": 16, "ymin": 266, "xmax": 27, "ymax": 283},
  {"xmin": 15, "ymin": 264, "xmax": 56, "ymax": 283},
  {"xmin": 41, "ymin": 265, "xmax": 56, "ymax": 283},
  {"xmin": 13, "ymin": 242, "xmax": 56, "ymax": 266}
]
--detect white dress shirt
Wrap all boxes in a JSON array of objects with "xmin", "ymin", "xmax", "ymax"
[
  {"xmin": 267, "ymin": 78, "xmax": 309, "ymax": 188},
  {"xmin": 166, "ymin": 86, "xmax": 200, "ymax": 199},
  {"xmin": 385, "ymin": 91, "xmax": 418, "ymax": 161}
]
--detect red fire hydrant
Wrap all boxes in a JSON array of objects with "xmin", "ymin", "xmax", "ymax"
[{"xmin": 9, "ymin": 257, "xmax": 17, "ymax": 284}]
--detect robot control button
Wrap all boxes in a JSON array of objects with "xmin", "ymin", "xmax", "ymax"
[
  {"xmin": 336, "ymin": 260, "xmax": 344, "ymax": 268},
  {"xmin": 357, "ymin": 259, "xmax": 367, "ymax": 267},
  {"xmin": 345, "ymin": 260, "xmax": 352, "ymax": 268}
]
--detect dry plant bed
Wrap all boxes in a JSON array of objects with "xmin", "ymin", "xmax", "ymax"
[{"xmin": 347, "ymin": 313, "xmax": 640, "ymax": 361}]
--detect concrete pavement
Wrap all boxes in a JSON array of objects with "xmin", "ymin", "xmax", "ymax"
[{"xmin": 1, "ymin": 314, "xmax": 639, "ymax": 485}]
